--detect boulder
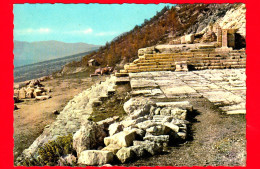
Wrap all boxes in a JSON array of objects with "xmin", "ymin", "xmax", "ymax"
[
  {"xmin": 171, "ymin": 108, "xmax": 187, "ymax": 120},
  {"xmin": 177, "ymin": 132, "xmax": 187, "ymax": 140},
  {"xmin": 136, "ymin": 120, "xmax": 157, "ymax": 130},
  {"xmin": 135, "ymin": 117, "xmax": 148, "ymax": 124},
  {"xmin": 121, "ymin": 120, "xmax": 136, "ymax": 128},
  {"xmin": 34, "ymin": 89, "xmax": 42, "ymax": 97},
  {"xmin": 73, "ymin": 121, "xmax": 107, "ymax": 156},
  {"xmin": 18, "ymin": 89, "xmax": 26, "ymax": 99},
  {"xmin": 123, "ymin": 97, "xmax": 153, "ymax": 114},
  {"xmin": 133, "ymin": 140, "xmax": 162, "ymax": 155},
  {"xmin": 185, "ymin": 34, "xmax": 195, "ymax": 44},
  {"xmin": 129, "ymin": 109, "xmax": 149, "ymax": 120},
  {"xmin": 163, "ymin": 122, "xmax": 180, "ymax": 133},
  {"xmin": 104, "ymin": 130, "xmax": 136, "ymax": 148},
  {"xmin": 26, "ymin": 91, "xmax": 34, "ymax": 98},
  {"xmin": 77, "ymin": 150, "xmax": 114, "ymax": 166},
  {"xmin": 143, "ymin": 135, "xmax": 170, "ymax": 146},
  {"xmin": 146, "ymin": 125, "xmax": 170, "ymax": 136},
  {"xmin": 97, "ymin": 116, "xmax": 119, "ymax": 129},
  {"xmin": 108, "ymin": 122, "xmax": 124, "ymax": 136},
  {"xmin": 154, "ymin": 108, "xmax": 161, "ymax": 115},
  {"xmin": 102, "ymin": 144, "xmax": 121, "ymax": 154},
  {"xmin": 129, "ymin": 145, "xmax": 146, "ymax": 157},
  {"xmin": 160, "ymin": 107, "xmax": 171, "ymax": 116},
  {"xmin": 35, "ymin": 95, "xmax": 51, "ymax": 100},
  {"xmin": 116, "ymin": 147, "xmax": 135, "ymax": 163}
]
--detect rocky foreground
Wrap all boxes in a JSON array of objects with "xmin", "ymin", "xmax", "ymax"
[{"xmin": 16, "ymin": 68, "xmax": 246, "ymax": 166}]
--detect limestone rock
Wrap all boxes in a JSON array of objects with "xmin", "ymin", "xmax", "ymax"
[
  {"xmin": 123, "ymin": 97, "xmax": 153, "ymax": 114},
  {"xmin": 116, "ymin": 147, "xmax": 135, "ymax": 163},
  {"xmin": 121, "ymin": 120, "xmax": 136, "ymax": 128},
  {"xmin": 129, "ymin": 145, "xmax": 146, "ymax": 157},
  {"xmin": 171, "ymin": 108, "xmax": 187, "ymax": 120},
  {"xmin": 177, "ymin": 132, "xmax": 187, "ymax": 140},
  {"xmin": 154, "ymin": 108, "xmax": 161, "ymax": 115},
  {"xmin": 133, "ymin": 140, "xmax": 162, "ymax": 155},
  {"xmin": 104, "ymin": 130, "xmax": 136, "ymax": 147},
  {"xmin": 185, "ymin": 34, "xmax": 195, "ymax": 44},
  {"xmin": 160, "ymin": 107, "xmax": 172, "ymax": 116},
  {"xmin": 35, "ymin": 95, "xmax": 51, "ymax": 100},
  {"xmin": 108, "ymin": 122, "xmax": 123, "ymax": 136},
  {"xmin": 97, "ymin": 116, "xmax": 119, "ymax": 129},
  {"xmin": 143, "ymin": 135, "xmax": 170, "ymax": 146},
  {"xmin": 146, "ymin": 125, "xmax": 170, "ymax": 136},
  {"xmin": 102, "ymin": 144, "xmax": 121, "ymax": 154},
  {"xmin": 77, "ymin": 150, "xmax": 114, "ymax": 166},
  {"xmin": 136, "ymin": 120, "xmax": 157, "ymax": 130},
  {"xmin": 73, "ymin": 121, "xmax": 106, "ymax": 156},
  {"xmin": 164, "ymin": 122, "xmax": 180, "ymax": 133}
]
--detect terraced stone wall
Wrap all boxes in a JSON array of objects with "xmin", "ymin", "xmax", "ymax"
[{"xmin": 121, "ymin": 49, "xmax": 246, "ymax": 73}]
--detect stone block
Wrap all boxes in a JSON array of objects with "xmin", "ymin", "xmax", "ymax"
[
  {"xmin": 77, "ymin": 150, "xmax": 114, "ymax": 166},
  {"xmin": 102, "ymin": 144, "xmax": 121, "ymax": 154},
  {"xmin": 104, "ymin": 130, "xmax": 136, "ymax": 147}
]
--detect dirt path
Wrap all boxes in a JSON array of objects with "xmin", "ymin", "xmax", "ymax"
[
  {"xmin": 13, "ymin": 73, "xmax": 107, "ymax": 160},
  {"xmin": 121, "ymin": 98, "xmax": 246, "ymax": 166}
]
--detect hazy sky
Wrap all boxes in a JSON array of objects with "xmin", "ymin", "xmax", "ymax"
[{"xmin": 14, "ymin": 3, "xmax": 174, "ymax": 45}]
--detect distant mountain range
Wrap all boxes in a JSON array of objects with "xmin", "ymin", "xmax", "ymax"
[{"xmin": 13, "ymin": 40, "xmax": 101, "ymax": 67}]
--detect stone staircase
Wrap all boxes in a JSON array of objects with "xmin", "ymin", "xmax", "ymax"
[{"xmin": 116, "ymin": 47, "xmax": 246, "ymax": 77}]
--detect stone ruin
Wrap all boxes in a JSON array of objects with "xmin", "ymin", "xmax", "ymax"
[
  {"xmin": 13, "ymin": 78, "xmax": 52, "ymax": 105},
  {"xmin": 116, "ymin": 25, "xmax": 245, "ymax": 77}
]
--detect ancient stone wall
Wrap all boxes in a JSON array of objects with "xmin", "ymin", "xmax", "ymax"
[{"xmin": 120, "ymin": 48, "xmax": 246, "ymax": 73}]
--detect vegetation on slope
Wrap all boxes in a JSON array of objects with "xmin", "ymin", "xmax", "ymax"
[{"xmin": 64, "ymin": 4, "xmax": 236, "ymax": 70}]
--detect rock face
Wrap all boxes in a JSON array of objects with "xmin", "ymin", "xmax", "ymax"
[
  {"xmin": 73, "ymin": 121, "xmax": 107, "ymax": 156},
  {"xmin": 77, "ymin": 150, "xmax": 114, "ymax": 165}
]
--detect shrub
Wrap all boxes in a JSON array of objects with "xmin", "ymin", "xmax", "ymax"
[{"xmin": 17, "ymin": 134, "xmax": 76, "ymax": 166}]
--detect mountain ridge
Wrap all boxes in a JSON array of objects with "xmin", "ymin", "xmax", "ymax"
[{"xmin": 13, "ymin": 40, "xmax": 101, "ymax": 67}]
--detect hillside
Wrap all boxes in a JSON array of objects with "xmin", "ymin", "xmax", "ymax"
[
  {"xmin": 62, "ymin": 3, "xmax": 244, "ymax": 73},
  {"xmin": 13, "ymin": 40, "xmax": 101, "ymax": 67}
]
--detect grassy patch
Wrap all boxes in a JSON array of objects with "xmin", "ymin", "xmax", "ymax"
[
  {"xmin": 90, "ymin": 83, "xmax": 131, "ymax": 122},
  {"xmin": 16, "ymin": 134, "xmax": 76, "ymax": 166}
]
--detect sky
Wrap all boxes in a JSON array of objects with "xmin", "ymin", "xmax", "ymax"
[{"xmin": 14, "ymin": 3, "xmax": 174, "ymax": 45}]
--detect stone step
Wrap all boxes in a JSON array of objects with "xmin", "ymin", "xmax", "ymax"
[
  {"xmin": 119, "ymin": 70, "xmax": 128, "ymax": 73},
  {"xmin": 115, "ymin": 77, "xmax": 130, "ymax": 85},
  {"xmin": 99, "ymin": 95, "xmax": 109, "ymax": 101},
  {"xmin": 115, "ymin": 72, "xmax": 129, "ymax": 77},
  {"xmin": 92, "ymin": 100, "xmax": 102, "ymax": 106},
  {"xmin": 190, "ymin": 48, "xmax": 215, "ymax": 52},
  {"xmin": 226, "ymin": 109, "xmax": 246, "ymax": 115},
  {"xmin": 198, "ymin": 45, "xmax": 216, "ymax": 49},
  {"xmin": 127, "ymin": 67, "xmax": 175, "ymax": 73}
]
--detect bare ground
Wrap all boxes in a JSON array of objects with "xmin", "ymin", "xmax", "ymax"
[{"xmin": 13, "ymin": 71, "xmax": 108, "ymax": 160}]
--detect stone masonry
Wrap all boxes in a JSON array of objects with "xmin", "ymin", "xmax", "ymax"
[{"xmin": 129, "ymin": 69, "xmax": 246, "ymax": 115}]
